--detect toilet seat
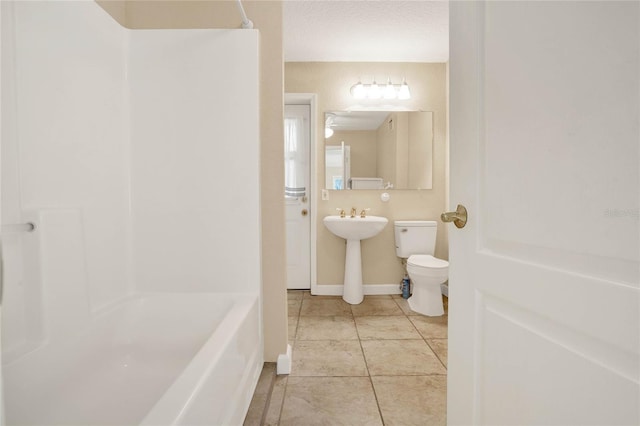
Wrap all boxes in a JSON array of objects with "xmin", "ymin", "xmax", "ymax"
[{"xmin": 407, "ymin": 254, "xmax": 448, "ymax": 269}]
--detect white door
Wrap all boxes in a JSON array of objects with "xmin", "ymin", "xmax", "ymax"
[
  {"xmin": 448, "ymin": 2, "xmax": 639, "ymax": 425},
  {"xmin": 284, "ymin": 104, "xmax": 311, "ymax": 289}
]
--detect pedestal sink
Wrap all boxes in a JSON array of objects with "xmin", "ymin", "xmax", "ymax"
[{"xmin": 323, "ymin": 215, "xmax": 388, "ymax": 304}]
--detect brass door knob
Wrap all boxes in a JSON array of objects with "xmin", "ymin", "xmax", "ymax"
[
  {"xmin": 441, "ymin": 204, "xmax": 468, "ymax": 228},
  {"xmin": 301, "ymin": 209, "xmax": 308, "ymax": 216}
]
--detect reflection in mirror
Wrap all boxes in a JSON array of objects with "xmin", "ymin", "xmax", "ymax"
[
  {"xmin": 324, "ymin": 111, "xmax": 433, "ymax": 190},
  {"xmin": 325, "ymin": 142, "xmax": 350, "ymax": 190}
]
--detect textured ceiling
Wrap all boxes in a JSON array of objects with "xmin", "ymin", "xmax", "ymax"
[{"xmin": 283, "ymin": 1, "xmax": 449, "ymax": 63}]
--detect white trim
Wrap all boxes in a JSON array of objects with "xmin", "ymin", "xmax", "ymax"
[
  {"xmin": 276, "ymin": 344, "xmax": 292, "ymax": 375},
  {"xmin": 313, "ymin": 284, "xmax": 402, "ymax": 297},
  {"xmin": 285, "ymin": 93, "xmax": 317, "ymax": 293},
  {"xmin": 313, "ymin": 284, "xmax": 449, "ymax": 297}
]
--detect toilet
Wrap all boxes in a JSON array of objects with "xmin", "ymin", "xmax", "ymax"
[{"xmin": 394, "ymin": 220, "xmax": 448, "ymax": 316}]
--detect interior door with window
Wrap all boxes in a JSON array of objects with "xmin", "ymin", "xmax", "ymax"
[
  {"xmin": 284, "ymin": 104, "xmax": 311, "ymax": 289},
  {"xmin": 448, "ymin": 2, "xmax": 639, "ymax": 424}
]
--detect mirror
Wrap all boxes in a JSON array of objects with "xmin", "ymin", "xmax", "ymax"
[{"xmin": 324, "ymin": 111, "xmax": 433, "ymax": 190}]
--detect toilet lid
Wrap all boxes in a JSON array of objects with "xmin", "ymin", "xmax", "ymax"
[{"xmin": 407, "ymin": 255, "xmax": 448, "ymax": 269}]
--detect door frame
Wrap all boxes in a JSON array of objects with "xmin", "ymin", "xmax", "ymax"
[{"xmin": 284, "ymin": 93, "xmax": 317, "ymax": 293}]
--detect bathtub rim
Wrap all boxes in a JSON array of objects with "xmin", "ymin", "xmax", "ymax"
[
  {"xmin": 2, "ymin": 291, "xmax": 251, "ymax": 367},
  {"xmin": 139, "ymin": 292, "xmax": 262, "ymax": 425},
  {"xmin": 2, "ymin": 291, "xmax": 262, "ymax": 426}
]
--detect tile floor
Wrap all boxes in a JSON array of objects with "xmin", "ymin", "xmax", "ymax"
[{"xmin": 245, "ymin": 291, "xmax": 448, "ymax": 426}]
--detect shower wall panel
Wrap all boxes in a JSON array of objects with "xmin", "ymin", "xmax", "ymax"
[
  {"xmin": 2, "ymin": 1, "xmax": 131, "ymax": 356},
  {"xmin": 2, "ymin": 1, "xmax": 261, "ymax": 364},
  {"xmin": 128, "ymin": 30, "xmax": 260, "ymax": 294}
]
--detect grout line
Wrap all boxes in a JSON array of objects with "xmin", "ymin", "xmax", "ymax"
[
  {"xmin": 354, "ymin": 300, "xmax": 386, "ymax": 426},
  {"xmin": 288, "ymin": 373, "xmax": 371, "ymax": 378},
  {"xmin": 295, "ymin": 293, "xmax": 304, "ymax": 316},
  {"xmin": 273, "ymin": 296, "xmax": 300, "ymax": 426},
  {"xmin": 390, "ymin": 295, "xmax": 405, "ymax": 312},
  {"xmin": 273, "ymin": 375, "xmax": 288, "ymax": 426},
  {"xmin": 258, "ymin": 366, "xmax": 277, "ymax": 426},
  {"xmin": 366, "ymin": 372, "xmax": 448, "ymax": 377},
  {"xmin": 411, "ymin": 315, "xmax": 449, "ymax": 370},
  {"xmin": 424, "ymin": 338, "xmax": 448, "ymax": 371},
  {"xmin": 280, "ymin": 304, "xmax": 304, "ymax": 420},
  {"xmin": 369, "ymin": 375, "xmax": 387, "ymax": 426}
]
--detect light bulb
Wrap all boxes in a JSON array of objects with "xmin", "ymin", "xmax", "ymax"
[
  {"xmin": 368, "ymin": 81, "xmax": 381, "ymax": 99},
  {"xmin": 398, "ymin": 81, "xmax": 411, "ymax": 100},
  {"xmin": 383, "ymin": 79, "xmax": 396, "ymax": 99}
]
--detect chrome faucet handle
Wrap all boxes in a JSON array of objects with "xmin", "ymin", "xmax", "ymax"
[
  {"xmin": 350, "ymin": 207, "xmax": 357, "ymax": 218},
  {"xmin": 360, "ymin": 208, "xmax": 370, "ymax": 218},
  {"xmin": 336, "ymin": 208, "xmax": 345, "ymax": 218}
]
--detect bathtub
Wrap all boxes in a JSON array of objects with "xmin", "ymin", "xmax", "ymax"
[{"xmin": 3, "ymin": 292, "xmax": 263, "ymax": 426}]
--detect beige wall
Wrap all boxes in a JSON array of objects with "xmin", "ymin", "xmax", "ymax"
[
  {"xmin": 96, "ymin": 1, "xmax": 288, "ymax": 362},
  {"xmin": 408, "ymin": 112, "xmax": 433, "ymax": 189},
  {"xmin": 328, "ymin": 130, "xmax": 377, "ymax": 178},
  {"xmin": 285, "ymin": 62, "xmax": 448, "ymax": 287}
]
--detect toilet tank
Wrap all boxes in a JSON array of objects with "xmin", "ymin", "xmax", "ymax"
[{"xmin": 394, "ymin": 221, "xmax": 437, "ymax": 258}]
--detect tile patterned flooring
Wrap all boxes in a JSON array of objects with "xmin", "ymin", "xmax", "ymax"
[{"xmin": 245, "ymin": 291, "xmax": 448, "ymax": 426}]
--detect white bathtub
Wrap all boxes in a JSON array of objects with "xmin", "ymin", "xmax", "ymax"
[{"xmin": 3, "ymin": 293, "xmax": 262, "ymax": 426}]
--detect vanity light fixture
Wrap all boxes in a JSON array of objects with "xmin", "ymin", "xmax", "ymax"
[{"xmin": 350, "ymin": 78, "xmax": 411, "ymax": 100}]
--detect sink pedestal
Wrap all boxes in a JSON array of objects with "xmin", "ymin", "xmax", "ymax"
[
  {"xmin": 343, "ymin": 239, "xmax": 364, "ymax": 304},
  {"xmin": 322, "ymin": 215, "xmax": 388, "ymax": 305}
]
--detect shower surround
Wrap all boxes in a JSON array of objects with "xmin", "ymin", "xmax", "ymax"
[{"xmin": 1, "ymin": 1, "xmax": 262, "ymax": 424}]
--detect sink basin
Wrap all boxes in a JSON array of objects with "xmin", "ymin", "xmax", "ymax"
[
  {"xmin": 323, "ymin": 215, "xmax": 388, "ymax": 304},
  {"xmin": 323, "ymin": 215, "xmax": 388, "ymax": 240}
]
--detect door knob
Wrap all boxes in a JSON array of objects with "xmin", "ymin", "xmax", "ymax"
[
  {"xmin": 301, "ymin": 209, "xmax": 308, "ymax": 216},
  {"xmin": 441, "ymin": 204, "xmax": 467, "ymax": 229}
]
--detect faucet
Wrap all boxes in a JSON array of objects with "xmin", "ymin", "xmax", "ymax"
[
  {"xmin": 350, "ymin": 207, "xmax": 357, "ymax": 218},
  {"xmin": 360, "ymin": 208, "xmax": 370, "ymax": 218},
  {"xmin": 336, "ymin": 208, "xmax": 345, "ymax": 218}
]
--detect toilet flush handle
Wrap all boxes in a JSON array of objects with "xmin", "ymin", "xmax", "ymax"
[{"xmin": 441, "ymin": 204, "xmax": 468, "ymax": 229}]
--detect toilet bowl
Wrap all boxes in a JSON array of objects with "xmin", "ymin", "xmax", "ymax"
[
  {"xmin": 406, "ymin": 254, "xmax": 448, "ymax": 316},
  {"xmin": 394, "ymin": 221, "xmax": 448, "ymax": 317}
]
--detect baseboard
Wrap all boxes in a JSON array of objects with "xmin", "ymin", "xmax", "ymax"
[
  {"xmin": 313, "ymin": 283, "xmax": 449, "ymax": 297},
  {"xmin": 276, "ymin": 344, "xmax": 292, "ymax": 375},
  {"xmin": 313, "ymin": 284, "xmax": 402, "ymax": 296}
]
